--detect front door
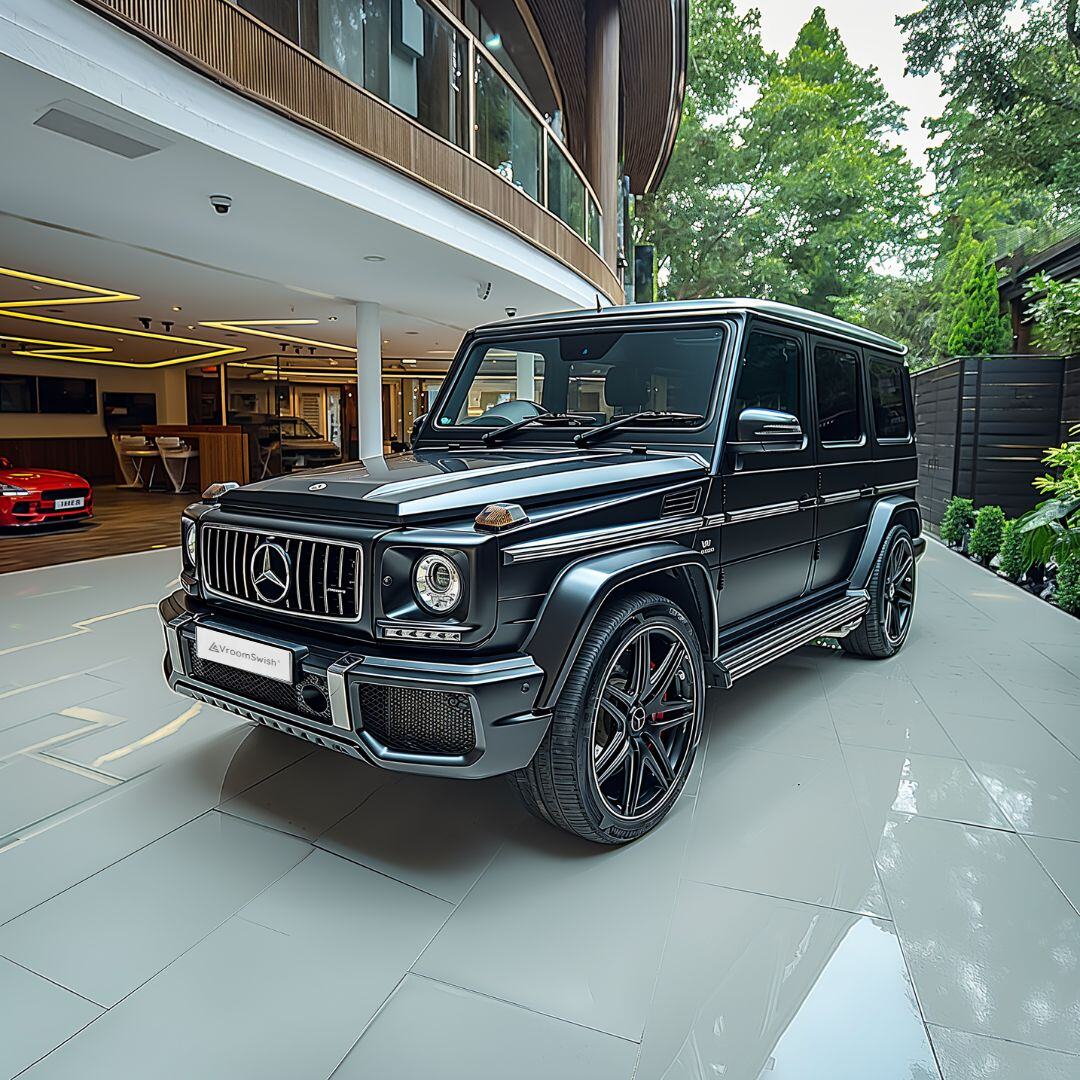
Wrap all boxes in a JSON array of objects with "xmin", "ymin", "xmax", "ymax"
[{"xmin": 719, "ymin": 326, "xmax": 816, "ymax": 627}]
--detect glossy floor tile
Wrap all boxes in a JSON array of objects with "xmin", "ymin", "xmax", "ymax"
[
  {"xmin": 3, "ymin": 539, "xmax": 1080, "ymax": 1078},
  {"xmin": 874, "ymin": 813, "xmax": 1080, "ymax": 1054},
  {"xmin": 0, "ymin": 811, "xmax": 309, "ymax": 1006},
  {"xmin": 0, "ymin": 956, "xmax": 100, "ymax": 1079},
  {"xmin": 686, "ymin": 745, "xmax": 888, "ymax": 917},
  {"xmin": 332, "ymin": 975, "xmax": 638, "ymax": 1079},
  {"xmin": 929, "ymin": 1026, "xmax": 1080, "ymax": 1080},
  {"xmin": 637, "ymin": 881, "xmax": 938, "ymax": 1080}
]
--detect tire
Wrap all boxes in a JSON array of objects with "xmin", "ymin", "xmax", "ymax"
[
  {"xmin": 511, "ymin": 591, "xmax": 705, "ymax": 844},
  {"xmin": 841, "ymin": 524, "xmax": 917, "ymax": 659}
]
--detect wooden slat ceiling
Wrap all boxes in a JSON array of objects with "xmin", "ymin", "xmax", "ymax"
[{"xmin": 528, "ymin": 0, "xmax": 687, "ymax": 195}]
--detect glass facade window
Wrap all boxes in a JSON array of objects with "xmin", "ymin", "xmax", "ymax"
[
  {"xmin": 546, "ymin": 138, "xmax": 585, "ymax": 238},
  {"xmin": 587, "ymin": 195, "xmax": 601, "ymax": 253},
  {"xmin": 475, "ymin": 55, "xmax": 541, "ymax": 201}
]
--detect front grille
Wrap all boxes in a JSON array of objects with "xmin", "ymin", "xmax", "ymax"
[
  {"xmin": 42, "ymin": 488, "xmax": 90, "ymax": 502},
  {"xmin": 201, "ymin": 524, "xmax": 361, "ymax": 622},
  {"xmin": 357, "ymin": 683, "xmax": 475, "ymax": 756},
  {"xmin": 184, "ymin": 641, "xmax": 332, "ymax": 723}
]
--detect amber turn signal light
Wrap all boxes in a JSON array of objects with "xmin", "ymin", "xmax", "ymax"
[{"xmin": 474, "ymin": 502, "xmax": 528, "ymax": 531}]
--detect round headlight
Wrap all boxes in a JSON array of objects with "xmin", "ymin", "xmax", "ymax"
[
  {"xmin": 184, "ymin": 522, "xmax": 198, "ymax": 569},
  {"xmin": 413, "ymin": 553, "xmax": 462, "ymax": 614}
]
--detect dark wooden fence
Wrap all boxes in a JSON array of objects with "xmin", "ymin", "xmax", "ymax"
[{"xmin": 912, "ymin": 354, "xmax": 1076, "ymax": 526}]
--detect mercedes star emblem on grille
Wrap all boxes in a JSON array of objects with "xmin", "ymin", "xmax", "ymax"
[{"xmin": 250, "ymin": 541, "xmax": 291, "ymax": 603}]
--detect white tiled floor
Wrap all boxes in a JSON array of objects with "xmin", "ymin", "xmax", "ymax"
[{"xmin": 0, "ymin": 540, "xmax": 1078, "ymax": 1078}]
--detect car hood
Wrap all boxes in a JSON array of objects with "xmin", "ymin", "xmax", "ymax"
[
  {"xmin": 0, "ymin": 469, "xmax": 88, "ymax": 489},
  {"xmin": 221, "ymin": 448, "xmax": 707, "ymax": 524}
]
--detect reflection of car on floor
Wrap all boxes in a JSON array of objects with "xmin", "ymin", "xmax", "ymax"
[
  {"xmin": 253, "ymin": 416, "xmax": 341, "ymax": 473},
  {"xmin": 0, "ymin": 457, "xmax": 94, "ymax": 527}
]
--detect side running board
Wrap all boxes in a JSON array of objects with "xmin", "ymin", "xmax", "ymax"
[{"xmin": 712, "ymin": 590, "xmax": 870, "ymax": 689}]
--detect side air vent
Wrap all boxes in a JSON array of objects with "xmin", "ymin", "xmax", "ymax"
[{"xmin": 661, "ymin": 489, "xmax": 700, "ymax": 517}]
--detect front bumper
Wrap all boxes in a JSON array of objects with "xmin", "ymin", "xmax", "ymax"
[{"xmin": 159, "ymin": 590, "xmax": 549, "ymax": 778}]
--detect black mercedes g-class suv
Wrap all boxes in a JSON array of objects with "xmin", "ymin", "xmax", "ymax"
[{"xmin": 160, "ymin": 299, "xmax": 923, "ymax": 844}]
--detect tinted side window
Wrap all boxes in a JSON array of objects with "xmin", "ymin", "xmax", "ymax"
[
  {"xmin": 733, "ymin": 331, "xmax": 802, "ymax": 420},
  {"xmin": 868, "ymin": 357, "xmax": 910, "ymax": 439},
  {"xmin": 814, "ymin": 345, "xmax": 861, "ymax": 444}
]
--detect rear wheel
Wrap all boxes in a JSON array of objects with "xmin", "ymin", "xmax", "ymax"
[
  {"xmin": 511, "ymin": 591, "xmax": 704, "ymax": 844},
  {"xmin": 842, "ymin": 524, "xmax": 917, "ymax": 658}
]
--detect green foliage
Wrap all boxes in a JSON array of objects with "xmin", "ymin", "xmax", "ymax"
[
  {"xmin": 1056, "ymin": 556, "xmax": 1080, "ymax": 615},
  {"xmin": 1016, "ymin": 423, "xmax": 1080, "ymax": 568},
  {"xmin": 931, "ymin": 223, "xmax": 1011, "ymax": 358},
  {"xmin": 998, "ymin": 519, "xmax": 1027, "ymax": 581},
  {"xmin": 636, "ymin": 5, "xmax": 926, "ymax": 312},
  {"xmin": 1024, "ymin": 274, "xmax": 1080, "ymax": 357},
  {"xmin": 969, "ymin": 504, "xmax": 1006, "ymax": 560},
  {"xmin": 940, "ymin": 496, "xmax": 976, "ymax": 544},
  {"xmin": 832, "ymin": 275, "xmax": 937, "ymax": 367},
  {"xmin": 898, "ymin": 0, "xmax": 1080, "ymax": 212}
]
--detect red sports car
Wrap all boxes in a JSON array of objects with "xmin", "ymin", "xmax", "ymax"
[{"xmin": 0, "ymin": 457, "xmax": 94, "ymax": 527}]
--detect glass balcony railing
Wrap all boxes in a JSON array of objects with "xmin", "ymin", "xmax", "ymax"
[{"xmin": 236, "ymin": 0, "xmax": 603, "ymax": 254}]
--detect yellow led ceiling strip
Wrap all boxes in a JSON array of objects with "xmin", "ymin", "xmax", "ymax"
[
  {"xmin": 0, "ymin": 266, "xmax": 246, "ymax": 368},
  {"xmin": 4, "ymin": 335, "xmax": 114, "ymax": 363},
  {"xmin": 199, "ymin": 319, "xmax": 354, "ymax": 353}
]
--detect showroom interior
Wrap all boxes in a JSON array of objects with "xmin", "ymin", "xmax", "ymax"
[{"xmin": 4, "ymin": 2, "xmax": 1080, "ymax": 1080}]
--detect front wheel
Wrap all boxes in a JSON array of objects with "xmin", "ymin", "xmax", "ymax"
[
  {"xmin": 511, "ymin": 591, "xmax": 704, "ymax": 845},
  {"xmin": 842, "ymin": 524, "xmax": 917, "ymax": 658}
]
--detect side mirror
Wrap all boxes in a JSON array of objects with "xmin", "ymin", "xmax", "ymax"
[
  {"xmin": 732, "ymin": 408, "xmax": 804, "ymax": 453},
  {"xmin": 410, "ymin": 412, "xmax": 428, "ymax": 447}
]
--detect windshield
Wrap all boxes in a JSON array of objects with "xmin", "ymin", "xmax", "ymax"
[
  {"xmin": 435, "ymin": 325, "xmax": 726, "ymax": 436},
  {"xmin": 276, "ymin": 417, "xmax": 320, "ymax": 439}
]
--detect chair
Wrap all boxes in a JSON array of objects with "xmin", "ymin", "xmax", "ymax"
[
  {"xmin": 113, "ymin": 435, "xmax": 160, "ymax": 489},
  {"xmin": 155, "ymin": 437, "xmax": 199, "ymax": 494}
]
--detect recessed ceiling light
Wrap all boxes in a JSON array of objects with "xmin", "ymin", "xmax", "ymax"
[
  {"xmin": 405, "ymin": 330, "xmax": 419, "ymax": 335},
  {"xmin": 402, "ymin": 357, "xmax": 417, "ymax": 365},
  {"xmin": 172, "ymin": 305, "xmax": 182, "ymax": 312},
  {"xmin": 364, "ymin": 255, "xmax": 386, "ymax": 262},
  {"xmin": 328, "ymin": 316, "xmax": 338, "ymax": 321},
  {"xmin": 187, "ymin": 325, "xmax": 195, "ymax": 330}
]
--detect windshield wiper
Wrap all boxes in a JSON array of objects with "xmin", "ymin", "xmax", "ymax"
[
  {"xmin": 573, "ymin": 410, "xmax": 705, "ymax": 446},
  {"xmin": 481, "ymin": 411, "xmax": 594, "ymax": 446}
]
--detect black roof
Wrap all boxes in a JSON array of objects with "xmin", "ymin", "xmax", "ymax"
[{"xmin": 475, "ymin": 298, "xmax": 906, "ymax": 355}]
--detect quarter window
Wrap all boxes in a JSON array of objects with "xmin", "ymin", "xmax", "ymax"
[
  {"xmin": 814, "ymin": 345, "xmax": 862, "ymax": 444},
  {"xmin": 733, "ymin": 332, "xmax": 803, "ymax": 420},
  {"xmin": 868, "ymin": 358, "xmax": 910, "ymax": 440}
]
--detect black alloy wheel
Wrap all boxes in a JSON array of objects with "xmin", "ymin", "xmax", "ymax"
[
  {"xmin": 510, "ymin": 591, "xmax": 704, "ymax": 844},
  {"xmin": 590, "ymin": 623, "xmax": 698, "ymax": 821},
  {"xmin": 842, "ymin": 524, "xmax": 918, "ymax": 659}
]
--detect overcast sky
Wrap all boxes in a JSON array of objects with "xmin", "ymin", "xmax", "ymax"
[{"xmin": 734, "ymin": 0, "xmax": 944, "ymax": 182}]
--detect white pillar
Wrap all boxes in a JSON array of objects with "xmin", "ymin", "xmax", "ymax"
[
  {"xmin": 516, "ymin": 352, "xmax": 535, "ymax": 404},
  {"xmin": 356, "ymin": 301, "xmax": 383, "ymax": 459}
]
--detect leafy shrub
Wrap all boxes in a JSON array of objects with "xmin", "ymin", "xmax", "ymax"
[
  {"xmin": 1056, "ymin": 556, "xmax": 1080, "ymax": 616},
  {"xmin": 969, "ymin": 504, "xmax": 1005, "ymax": 561},
  {"xmin": 997, "ymin": 519, "xmax": 1027, "ymax": 582},
  {"xmin": 940, "ymin": 497, "xmax": 975, "ymax": 545}
]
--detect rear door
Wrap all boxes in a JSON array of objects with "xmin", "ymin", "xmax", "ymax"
[
  {"xmin": 719, "ymin": 324, "xmax": 816, "ymax": 626},
  {"xmin": 809, "ymin": 336, "xmax": 874, "ymax": 592}
]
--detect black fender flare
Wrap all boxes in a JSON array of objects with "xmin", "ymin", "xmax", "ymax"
[
  {"xmin": 523, "ymin": 542, "xmax": 717, "ymax": 711},
  {"xmin": 850, "ymin": 495, "xmax": 922, "ymax": 590}
]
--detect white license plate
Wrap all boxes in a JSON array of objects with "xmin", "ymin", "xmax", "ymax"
[
  {"xmin": 195, "ymin": 626, "xmax": 293, "ymax": 683},
  {"xmin": 53, "ymin": 496, "xmax": 84, "ymax": 509}
]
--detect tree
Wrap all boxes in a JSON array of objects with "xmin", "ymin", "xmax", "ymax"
[
  {"xmin": 898, "ymin": 0, "xmax": 1080, "ymax": 212},
  {"xmin": 833, "ymin": 273, "xmax": 937, "ymax": 367},
  {"xmin": 931, "ymin": 223, "xmax": 1010, "ymax": 358},
  {"xmin": 636, "ymin": 6, "xmax": 926, "ymax": 312},
  {"xmin": 1024, "ymin": 273, "xmax": 1080, "ymax": 356}
]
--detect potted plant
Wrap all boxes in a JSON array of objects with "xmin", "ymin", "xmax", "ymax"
[
  {"xmin": 969, "ymin": 504, "xmax": 1005, "ymax": 564},
  {"xmin": 940, "ymin": 496, "xmax": 976, "ymax": 551}
]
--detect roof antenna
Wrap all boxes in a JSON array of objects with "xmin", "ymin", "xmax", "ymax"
[{"xmin": 595, "ymin": 292, "xmax": 602, "ymax": 314}]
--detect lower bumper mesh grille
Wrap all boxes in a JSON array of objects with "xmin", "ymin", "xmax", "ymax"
[
  {"xmin": 357, "ymin": 683, "xmax": 475, "ymax": 756},
  {"xmin": 183, "ymin": 641, "xmax": 331, "ymax": 724}
]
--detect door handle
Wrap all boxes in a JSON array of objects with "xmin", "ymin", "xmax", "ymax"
[
  {"xmin": 859, "ymin": 486, "xmax": 875, "ymax": 498},
  {"xmin": 797, "ymin": 494, "xmax": 817, "ymax": 510}
]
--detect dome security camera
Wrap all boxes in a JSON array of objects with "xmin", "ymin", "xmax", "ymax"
[{"xmin": 209, "ymin": 194, "xmax": 233, "ymax": 215}]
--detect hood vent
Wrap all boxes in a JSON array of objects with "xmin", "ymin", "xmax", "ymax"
[{"xmin": 661, "ymin": 489, "xmax": 700, "ymax": 517}]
